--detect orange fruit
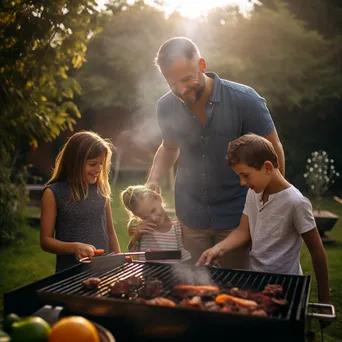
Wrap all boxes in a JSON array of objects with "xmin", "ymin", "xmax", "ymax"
[{"xmin": 48, "ymin": 316, "xmax": 100, "ymax": 342}]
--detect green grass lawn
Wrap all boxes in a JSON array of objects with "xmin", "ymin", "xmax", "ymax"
[
  {"xmin": 0, "ymin": 176, "xmax": 341, "ymax": 340},
  {"xmin": 0, "ymin": 176, "xmax": 174, "ymax": 316},
  {"xmin": 300, "ymin": 198, "xmax": 342, "ymax": 342}
]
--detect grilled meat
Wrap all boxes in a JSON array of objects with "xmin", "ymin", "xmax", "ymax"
[
  {"xmin": 82, "ymin": 277, "xmax": 101, "ymax": 290},
  {"xmin": 262, "ymin": 284, "xmax": 283, "ymax": 297},
  {"xmin": 215, "ymin": 294, "xmax": 258, "ymax": 309},
  {"xmin": 138, "ymin": 279, "xmax": 163, "ymax": 298},
  {"xmin": 179, "ymin": 296, "xmax": 205, "ymax": 310},
  {"xmin": 109, "ymin": 277, "xmax": 162, "ymax": 299},
  {"xmin": 150, "ymin": 283, "xmax": 286, "ymax": 317},
  {"xmin": 110, "ymin": 277, "xmax": 142, "ymax": 296},
  {"xmin": 271, "ymin": 298, "xmax": 288, "ymax": 306},
  {"xmin": 248, "ymin": 292, "xmax": 269, "ymax": 303},
  {"xmin": 220, "ymin": 303, "xmax": 250, "ymax": 315},
  {"xmin": 174, "ymin": 285, "xmax": 220, "ymax": 292},
  {"xmin": 137, "ymin": 297, "xmax": 176, "ymax": 307},
  {"xmin": 229, "ymin": 287, "xmax": 249, "ymax": 299},
  {"xmin": 204, "ymin": 301, "xmax": 221, "ymax": 312},
  {"xmin": 251, "ymin": 309, "xmax": 268, "ymax": 317},
  {"xmin": 172, "ymin": 285, "xmax": 220, "ymax": 298},
  {"xmin": 109, "ymin": 278, "xmax": 287, "ymax": 319}
]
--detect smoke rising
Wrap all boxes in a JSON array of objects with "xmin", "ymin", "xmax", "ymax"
[{"xmin": 171, "ymin": 264, "xmax": 216, "ymax": 286}]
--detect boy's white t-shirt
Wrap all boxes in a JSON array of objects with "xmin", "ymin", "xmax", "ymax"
[{"xmin": 243, "ymin": 185, "xmax": 316, "ymax": 275}]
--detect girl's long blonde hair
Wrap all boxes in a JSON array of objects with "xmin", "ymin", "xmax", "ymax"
[{"xmin": 46, "ymin": 131, "xmax": 114, "ymax": 201}]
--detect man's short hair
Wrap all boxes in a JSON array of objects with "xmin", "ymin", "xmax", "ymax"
[
  {"xmin": 155, "ymin": 37, "xmax": 200, "ymax": 70},
  {"xmin": 227, "ymin": 133, "xmax": 279, "ymax": 170}
]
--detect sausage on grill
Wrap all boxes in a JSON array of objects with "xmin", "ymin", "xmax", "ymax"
[{"xmin": 173, "ymin": 285, "xmax": 220, "ymax": 298}]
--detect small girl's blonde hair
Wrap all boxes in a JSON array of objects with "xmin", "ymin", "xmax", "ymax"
[{"xmin": 120, "ymin": 185, "xmax": 162, "ymax": 225}]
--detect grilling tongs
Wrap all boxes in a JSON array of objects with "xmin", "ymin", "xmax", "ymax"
[{"xmin": 79, "ymin": 250, "xmax": 182, "ymax": 269}]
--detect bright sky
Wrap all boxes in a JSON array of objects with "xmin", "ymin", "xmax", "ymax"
[
  {"xmin": 155, "ymin": 0, "xmax": 253, "ymax": 18},
  {"xmin": 97, "ymin": 0, "xmax": 255, "ymax": 18}
]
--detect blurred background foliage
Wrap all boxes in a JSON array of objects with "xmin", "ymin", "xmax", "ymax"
[
  {"xmin": 0, "ymin": 0, "xmax": 100, "ymax": 243},
  {"xmin": 0, "ymin": 0, "xmax": 341, "ymax": 242}
]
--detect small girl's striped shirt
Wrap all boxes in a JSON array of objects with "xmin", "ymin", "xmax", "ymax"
[{"xmin": 128, "ymin": 219, "xmax": 191, "ymax": 263}]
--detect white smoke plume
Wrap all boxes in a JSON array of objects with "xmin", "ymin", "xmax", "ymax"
[{"xmin": 171, "ymin": 264, "xmax": 216, "ymax": 286}]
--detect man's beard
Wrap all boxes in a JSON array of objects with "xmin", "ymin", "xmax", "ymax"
[
  {"xmin": 194, "ymin": 73, "xmax": 206, "ymax": 102},
  {"xmin": 178, "ymin": 73, "xmax": 206, "ymax": 106}
]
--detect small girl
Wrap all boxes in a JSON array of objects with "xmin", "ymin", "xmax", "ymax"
[
  {"xmin": 40, "ymin": 131, "xmax": 121, "ymax": 272},
  {"xmin": 120, "ymin": 185, "xmax": 191, "ymax": 263}
]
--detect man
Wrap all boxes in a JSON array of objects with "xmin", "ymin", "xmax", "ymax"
[{"xmin": 146, "ymin": 37, "xmax": 285, "ymax": 268}]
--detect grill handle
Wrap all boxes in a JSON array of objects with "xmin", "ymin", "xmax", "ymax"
[
  {"xmin": 32, "ymin": 305, "xmax": 63, "ymax": 325},
  {"xmin": 307, "ymin": 302, "xmax": 336, "ymax": 321}
]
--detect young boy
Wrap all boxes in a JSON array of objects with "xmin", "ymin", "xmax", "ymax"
[{"xmin": 196, "ymin": 134, "xmax": 330, "ymax": 304}]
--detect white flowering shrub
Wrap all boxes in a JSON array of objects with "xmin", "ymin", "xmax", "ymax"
[{"xmin": 304, "ymin": 150, "xmax": 339, "ymax": 210}]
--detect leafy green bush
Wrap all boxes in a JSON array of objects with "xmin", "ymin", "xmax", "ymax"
[
  {"xmin": 0, "ymin": 146, "xmax": 28, "ymax": 246},
  {"xmin": 0, "ymin": 1, "xmax": 101, "ymax": 239},
  {"xmin": 304, "ymin": 150, "xmax": 339, "ymax": 210}
]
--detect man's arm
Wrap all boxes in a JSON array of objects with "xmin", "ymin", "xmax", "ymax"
[
  {"xmin": 302, "ymin": 228, "xmax": 331, "ymax": 303},
  {"xmin": 265, "ymin": 128, "xmax": 285, "ymax": 176},
  {"xmin": 146, "ymin": 140, "xmax": 179, "ymax": 192}
]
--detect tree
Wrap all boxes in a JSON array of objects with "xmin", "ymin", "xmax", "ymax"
[
  {"xmin": 74, "ymin": 0, "xmax": 341, "ymax": 192},
  {"xmin": 202, "ymin": 2, "xmax": 340, "ymax": 110},
  {"xmin": 250, "ymin": 0, "xmax": 342, "ymax": 190},
  {"xmin": 255, "ymin": 0, "xmax": 342, "ymax": 38},
  {"xmin": 76, "ymin": 1, "xmax": 174, "ymax": 115},
  {"xmin": 0, "ymin": 0, "xmax": 101, "ymax": 149},
  {"xmin": 0, "ymin": 0, "xmax": 101, "ymax": 243},
  {"xmin": 78, "ymin": 1, "xmax": 340, "ymax": 114}
]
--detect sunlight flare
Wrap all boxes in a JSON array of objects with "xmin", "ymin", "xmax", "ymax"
[{"xmin": 97, "ymin": 0, "xmax": 255, "ymax": 18}]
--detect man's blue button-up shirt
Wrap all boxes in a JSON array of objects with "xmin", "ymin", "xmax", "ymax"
[{"xmin": 157, "ymin": 73, "xmax": 275, "ymax": 230}]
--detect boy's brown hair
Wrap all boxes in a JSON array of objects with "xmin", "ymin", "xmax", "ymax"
[{"xmin": 227, "ymin": 133, "xmax": 278, "ymax": 170}]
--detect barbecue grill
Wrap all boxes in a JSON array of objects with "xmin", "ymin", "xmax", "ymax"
[{"xmin": 3, "ymin": 259, "xmax": 335, "ymax": 342}]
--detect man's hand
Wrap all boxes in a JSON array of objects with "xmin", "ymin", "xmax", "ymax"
[
  {"xmin": 145, "ymin": 180, "xmax": 161, "ymax": 194},
  {"xmin": 196, "ymin": 245, "xmax": 224, "ymax": 266}
]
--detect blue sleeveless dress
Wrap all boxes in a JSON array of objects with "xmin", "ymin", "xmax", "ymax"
[{"xmin": 46, "ymin": 182, "xmax": 109, "ymax": 272}]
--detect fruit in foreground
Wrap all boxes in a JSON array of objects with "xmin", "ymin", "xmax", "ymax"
[
  {"xmin": 0, "ymin": 329, "xmax": 10, "ymax": 342},
  {"xmin": 48, "ymin": 316, "xmax": 100, "ymax": 342},
  {"xmin": 2, "ymin": 313, "xmax": 20, "ymax": 333},
  {"xmin": 11, "ymin": 316, "xmax": 51, "ymax": 342}
]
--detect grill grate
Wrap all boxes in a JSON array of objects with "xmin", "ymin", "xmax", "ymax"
[{"xmin": 38, "ymin": 262, "xmax": 308, "ymax": 321}]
